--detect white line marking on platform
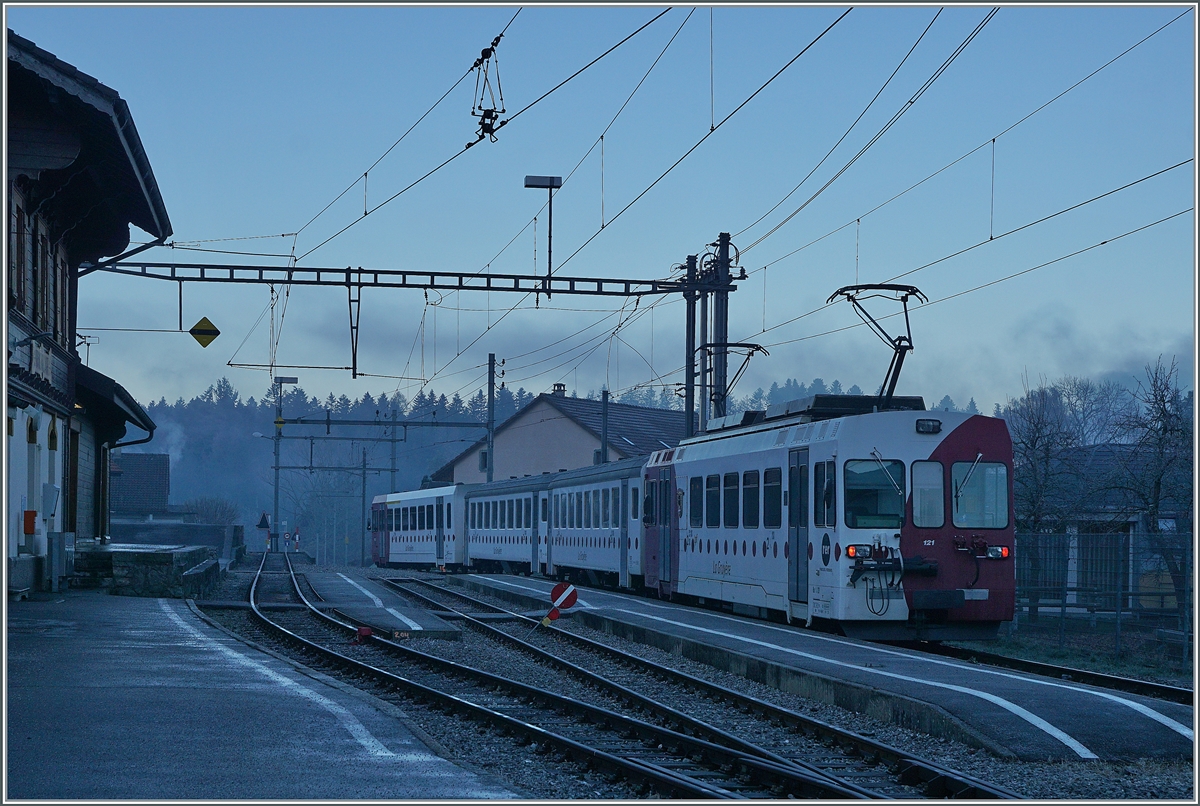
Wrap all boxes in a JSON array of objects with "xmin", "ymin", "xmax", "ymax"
[
  {"xmin": 159, "ymin": 599, "xmax": 397, "ymax": 757},
  {"xmin": 610, "ymin": 608, "xmax": 1098, "ymax": 759},
  {"xmin": 596, "ymin": 591, "xmax": 1193, "ymax": 741},
  {"xmin": 478, "ymin": 576, "xmax": 595, "ymax": 608},
  {"xmin": 337, "ymin": 573, "xmax": 423, "ymax": 631}
]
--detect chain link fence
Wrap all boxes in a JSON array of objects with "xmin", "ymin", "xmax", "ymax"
[{"xmin": 1011, "ymin": 532, "xmax": 1193, "ymax": 666}]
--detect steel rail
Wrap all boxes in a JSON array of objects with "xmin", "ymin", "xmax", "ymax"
[
  {"xmin": 251, "ymin": 556, "xmax": 862, "ymax": 799},
  {"xmin": 897, "ymin": 641, "xmax": 1193, "ymax": 706},
  {"xmin": 380, "ymin": 577, "xmax": 874, "ymax": 797},
  {"xmin": 404, "ymin": 575, "xmax": 1021, "ymax": 800}
]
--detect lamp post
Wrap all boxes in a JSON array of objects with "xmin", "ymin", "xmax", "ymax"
[
  {"xmin": 272, "ymin": 375, "xmax": 298, "ymax": 552},
  {"xmin": 524, "ymin": 175, "xmax": 562, "ymax": 296}
]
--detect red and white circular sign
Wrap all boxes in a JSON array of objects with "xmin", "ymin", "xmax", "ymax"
[{"xmin": 550, "ymin": 582, "xmax": 578, "ymax": 610}]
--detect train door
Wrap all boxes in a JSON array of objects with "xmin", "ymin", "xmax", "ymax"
[
  {"xmin": 619, "ymin": 478, "xmax": 630, "ymax": 588},
  {"xmin": 528, "ymin": 495, "xmax": 539, "ymax": 573},
  {"xmin": 643, "ymin": 463, "xmax": 677, "ymax": 596},
  {"xmin": 434, "ymin": 495, "xmax": 445, "ymax": 566},
  {"xmin": 788, "ymin": 448, "xmax": 809, "ymax": 603}
]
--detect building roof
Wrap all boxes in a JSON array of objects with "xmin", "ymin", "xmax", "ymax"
[
  {"xmin": 432, "ymin": 393, "xmax": 690, "ymax": 482},
  {"xmin": 7, "ymin": 29, "xmax": 172, "ymax": 250},
  {"xmin": 74, "ymin": 362, "xmax": 156, "ymax": 441},
  {"xmin": 110, "ymin": 452, "xmax": 170, "ymax": 515}
]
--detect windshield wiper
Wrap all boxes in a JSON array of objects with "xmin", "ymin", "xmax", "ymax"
[
  {"xmin": 954, "ymin": 452, "xmax": 984, "ymax": 509},
  {"xmin": 871, "ymin": 448, "xmax": 903, "ymax": 496}
]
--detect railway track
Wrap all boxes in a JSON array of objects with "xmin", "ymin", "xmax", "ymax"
[
  {"xmin": 896, "ymin": 641, "xmax": 1193, "ymax": 705},
  {"xmin": 382, "ymin": 575, "xmax": 1019, "ymax": 800},
  {"xmin": 246, "ymin": 556, "xmax": 878, "ymax": 799}
]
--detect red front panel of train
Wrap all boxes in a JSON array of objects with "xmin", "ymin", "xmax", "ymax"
[{"xmin": 900, "ymin": 415, "xmax": 1015, "ymax": 622}]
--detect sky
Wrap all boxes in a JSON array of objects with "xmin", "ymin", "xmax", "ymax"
[{"xmin": 7, "ymin": 4, "xmax": 1197, "ymax": 414}]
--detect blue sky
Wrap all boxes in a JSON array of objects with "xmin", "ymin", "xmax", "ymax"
[{"xmin": 8, "ymin": 5, "xmax": 1196, "ymax": 412}]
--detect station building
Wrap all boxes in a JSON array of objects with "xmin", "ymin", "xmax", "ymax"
[
  {"xmin": 431, "ymin": 383, "xmax": 690, "ymax": 484},
  {"xmin": 6, "ymin": 30, "xmax": 170, "ymax": 589}
]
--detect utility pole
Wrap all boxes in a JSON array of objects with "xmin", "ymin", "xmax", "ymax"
[
  {"xmin": 600, "ymin": 389, "xmax": 609, "ymax": 463},
  {"xmin": 389, "ymin": 407, "xmax": 397, "ymax": 491},
  {"xmin": 271, "ymin": 376, "xmax": 298, "ymax": 552},
  {"xmin": 712, "ymin": 232, "xmax": 731, "ymax": 418},
  {"xmin": 487, "ymin": 353, "xmax": 496, "ymax": 482},
  {"xmin": 684, "ymin": 255, "xmax": 697, "ymax": 439},
  {"xmin": 699, "ymin": 290, "xmax": 709, "ymax": 433},
  {"xmin": 360, "ymin": 447, "xmax": 367, "ymax": 567}
]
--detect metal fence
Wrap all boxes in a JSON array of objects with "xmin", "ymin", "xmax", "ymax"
[{"xmin": 1012, "ymin": 532, "xmax": 1193, "ymax": 662}]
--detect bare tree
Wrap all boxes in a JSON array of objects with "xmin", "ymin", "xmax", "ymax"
[
  {"xmin": 182, "ymin": 497, "xmax": 241, "ymax": 525},
  {"xmin": 1056, "ymin": 375, "xmax": 1131, "ymax": 446},
  {"xmin": 1106, "ymin": 357, "xmax": 1194, "ymax": 622},
  {"xmin": 1003, "ymin": 377, "xmax": 1080, "ymax": 621}
]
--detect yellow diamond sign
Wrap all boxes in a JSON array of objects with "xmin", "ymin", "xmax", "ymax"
[{"xmin": 189, "ymin": 317, "xmax": 220, "ymax": 348}]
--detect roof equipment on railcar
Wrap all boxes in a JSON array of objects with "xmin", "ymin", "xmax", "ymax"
[{"xmin": 827, "ymin": 283, "xmax": 928, "ymax": 411}]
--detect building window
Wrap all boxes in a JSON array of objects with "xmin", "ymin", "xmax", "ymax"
[{"xmin": 478, "ymin": 450, "xmax": 489, "ymax": 472}]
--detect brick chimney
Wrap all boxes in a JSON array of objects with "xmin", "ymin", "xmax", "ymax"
[{"xmin": 552, "ymin": 383, "xmax": 566, "ymax": 397}]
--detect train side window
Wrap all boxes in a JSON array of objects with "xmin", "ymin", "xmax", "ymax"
[
  {"xmin": 594, "ymin": 490, "xmax": 602, "ymax": 529},
  {"xmin": 447, "ymin": 504, "xmax": 452, "ymax": 529},
  {"xmin": 723, "ymin": 473, "xmax": 739, "ymax": 528},
  {"xmin": 844, "ymin": 459, "xmax": 905, "ymax": 529},
  {"xmin": 509, "ymin": 499, "xmax": 516, "ymax": 529},
  {"xmin": 584, "ymin": 492, "xmax": 592, "ymax": 528},
  {"xmin": 418, "ymin": 506, "xmax": 426, "ymax": 531},
  {"xmin": 541, "ymin": 497, "xmax": 548, "ymax": 523},
  {"xmin": 612, "ymin": 486, "xmax": 620, "ymax": 525},
  {"xmin": 602, "ymin": 488, "xmax": 611, "ymax": 527},
  {"xmin": 823, "ymin": 461, "xmax": 837, "ymax": 527},
  {"xmin": 689, "ymin": 477, "xmax": 703, "ymax": 528},
  {"xmin": 644, "ymin": 483, "xmax": 656, "ymax": 526},
  {"xmin": 630, "ymin": 487, "xmax": 638, "ymax": 521},
  {"xmin": 763, "ymin": 468, "xmax": 783, "ymax": 529},
  {"xmin": 705, "ymin": 475, "xmax": 720, "ymax": 528},
  {"xmin": 403, "ymin": 507, "xmax": 410, "ymax": 531},
  {"xmin": 742, "ymin": 471, "xmax": 760, "ymax": 529},
  {"xmin": 552, "ymin": 494, "xmax": 559, "ymax": 528},
  {"xmin": 576, "ymin": 492, "xmax": 585, "ymax": 528},
  {"xmin": 525, "ymin": 498, "xmax": 532, "ymax": 528},
  {"xmin": 436, "ymin": 503, "xmax": 444, "ymax": 530}
]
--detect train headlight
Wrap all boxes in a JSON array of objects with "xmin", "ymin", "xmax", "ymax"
[
  {"xmin": 986, "ymin": 545, "xmax": 1010, "ymax": 559},
  {"xmin": 915, "ymin": 418, "xmax": 942, "ymax": 434},
  {"xmin": 846, "ymin": 544, "xmax": 872, "ymax": 559}
]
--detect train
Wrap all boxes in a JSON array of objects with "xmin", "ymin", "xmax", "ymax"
[{"xmin": 370, "ymin": 394, "xmax": 1015, "ymax": 640}]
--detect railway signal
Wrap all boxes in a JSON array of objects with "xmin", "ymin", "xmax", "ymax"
[{"xmin": 528, "ymin": 582, "xmax": 578, "ymax": 635}]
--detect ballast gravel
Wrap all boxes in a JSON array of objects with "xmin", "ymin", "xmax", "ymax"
[{"xmin": 210, "ymin": 564, "xmax": 1194, "ymax": 799}]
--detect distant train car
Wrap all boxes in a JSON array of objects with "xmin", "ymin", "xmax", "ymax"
[
  {"xmin": 370, "ymin": 484, "xmax": 469, "ymax": 570},
  {"xmin": 647, "ymin": 396, "xmax": 1014, "ymax": 640},
  {"xmin": 545, "ymin": 457, "xmax": 646, "ymax": 587},
  {"xmin": 463, "ymin": 476, "xmax": 546, "ymax": 574}
]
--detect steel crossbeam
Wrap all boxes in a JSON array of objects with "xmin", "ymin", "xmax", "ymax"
[{"xmin": 93, "ymin": 261, "xmax": 700, "ymax": 297}]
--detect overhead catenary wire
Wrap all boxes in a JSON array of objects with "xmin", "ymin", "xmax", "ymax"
[
  {"xmin": 749, "ymin": 6, "xmax": 1192, "ymax": 278},
  {"xmin": 555, "ymin": 7, "xmax": 854, "ymax": 274},
  {"xmin": 734, "ymin": 7, "xmax": 942, "ymax": 240},
  {"xmin": 294, "ymin": 8, "xmax": 672, "ymax": 265},
  {"xmin": 744, "ymin": 158, "xmax": 1192, "ymax": 343},
  {"xmin": 761, "ymin": 208, "xmax": 1193, "ymax": 349},
  {"xmin": 741, "ymin": 7, "xmax": 999, "ymax": 254}
]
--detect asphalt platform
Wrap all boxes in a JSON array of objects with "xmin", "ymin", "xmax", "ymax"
[
  {"xmin": 5, "ymin": 588, "xmax": 512, "ymax": 799},
  {"xmin": 449, "ymin": 573, "xmax": 1194, "ymax": 762},
  {"xmin": 305, "ymin": 572, "xmax": 460, "ymax": 639}
]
